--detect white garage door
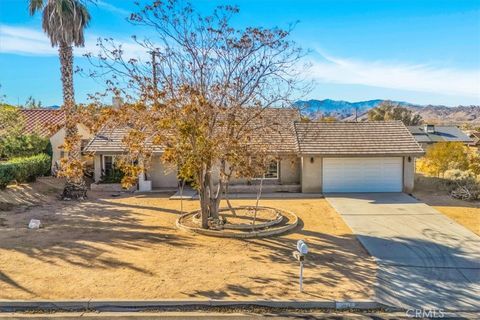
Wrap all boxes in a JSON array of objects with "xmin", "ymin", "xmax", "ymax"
[{"xmin": 323, "ymin": 157, "xmax": 403, "ymax": 193}]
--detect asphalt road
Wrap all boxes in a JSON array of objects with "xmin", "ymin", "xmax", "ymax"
[{"xmin": 0, "ymin": 311, "xmax": 474, "ymax": 319}]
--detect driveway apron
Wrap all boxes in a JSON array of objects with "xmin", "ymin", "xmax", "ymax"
[{"xmin": 326, "ymin": 193, "xmax": 480, "ymax": 311}]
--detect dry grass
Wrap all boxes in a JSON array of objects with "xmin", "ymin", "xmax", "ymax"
[
  {"xmin": 414, "ymin": 190, "xmax": 480, "ymax": 236},
  {"xmin": 0, "ymin": 180, "xmax": 375, "ymax": 300},
  {"xmin": 414, "ymin": 175, "xmax": 480, "ymax": 236}
]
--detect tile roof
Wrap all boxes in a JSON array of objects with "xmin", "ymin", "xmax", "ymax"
[
  {"xmin": 294, "ymin": 121, "xmax": 424, "ymax": 156},
  {"xmin": 20, "ymin": 109, "xmax": 65, "ymax": 137},
  {"xmin": 84, "ymin": 126, "xmax": 165, "ymax": 154},
  {"xmin": 407, "ymin": 125, "xmax": 473, "ymax": 144},
  {"xmin": 249, "ymin": 108, "xmax": 300, "ymax": 154},
  {"xmin": 85, "ymin": 115, "xmax": 425, "ymax": 157},
  {"xmin": 84, "ymin": 108, "xmax": 301, "ymax": 155}
]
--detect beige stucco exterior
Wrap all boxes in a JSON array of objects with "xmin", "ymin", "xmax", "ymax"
[
  {"xmin": 403, "ymin": 156, "xmax": 415, "ymax": 193},
  {"xmin": 300, "ymin": 155, "xmax": 418, "ymax": 193},
  {"xmin": 90, "ymin": 153, "xmax": 418, "ymax": 193},
  {"xmin": 300, "ymin": 156, "xmax": 323, "ymax": 193},
  {"xmin": 208, "ymin": 156, "xmax": 301, "ymax": 186},
  {"xmin": 148, "ymin": 157, "xmax": 178, "ymax": 188},
  {"xmin": 93, "ymin": 154, "xmax": 102, "ymax": 182},
  {"xmin": 50, "ymin": 124, "xmax": 92, "ymax": 172},
  {"xmin": 92, "ymin": 154, "xmax": 178, "ymax": 189},
  {"xmin": 279, "ymin": 157, "xmax": 301, "ymax": 184}
]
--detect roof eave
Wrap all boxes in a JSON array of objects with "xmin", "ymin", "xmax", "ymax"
[{"xmin": 297, "ymin": 152, "xmax": 425, "ymax": 157}]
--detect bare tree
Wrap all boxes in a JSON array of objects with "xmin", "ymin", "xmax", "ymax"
[{"xmin": 86, "ymin": 0, "xmax": 307, "ymax": 228}]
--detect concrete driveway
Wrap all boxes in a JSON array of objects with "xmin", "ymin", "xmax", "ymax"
[{"xmin": 326, "ymin": 193, "xmax": 480, "ymax": 311}]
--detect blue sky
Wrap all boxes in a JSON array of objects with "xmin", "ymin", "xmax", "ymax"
[{"xmin": 0, "ymin": 0, "xmax": 479, "ymax": 106}]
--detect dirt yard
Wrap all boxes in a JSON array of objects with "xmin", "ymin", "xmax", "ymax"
[
  {"xmin": 414, "ymin": 190, "xmax": 480, "ymax": 236},
  {"xmin": 413, "ymin": 175, "xmax": 480, "ymax": 235},
  {"xmin": 0, "ymin": 179, "xmax": 375, "ymax": 301}
]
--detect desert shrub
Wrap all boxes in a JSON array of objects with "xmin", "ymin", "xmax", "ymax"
[
  {"xmin": 416, "ymin": 142, "xmax": 469, "ymax": 177},
  {"xmin": 444, "ymin": 169, "xmax": 476, "ymax": 181},
  {"xmin": 0, "ymin": 153, "xmax": 51, "ymax": 189},
  {"xmin": 467, "ymin": 148, "xmax": 480, "ymax": 175},
  {"xmin": 444, "ymin": 169, "xmax": 480, "ymax": 201}
]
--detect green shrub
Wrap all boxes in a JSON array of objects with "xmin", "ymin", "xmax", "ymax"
[
  {"xmin": 0, "ymin": 153, "xmax": 51, "ymax": 189},
  {"xmin": 100, "ymin": 166, "xmax": 124, "ymax": 184},
  {"xmin": 0, "ymin": 163, "xmax": 16, "ymax": 189},
  {"xmin": 0, "ymin": 134, "xmax": 50, "ymax": 159}
]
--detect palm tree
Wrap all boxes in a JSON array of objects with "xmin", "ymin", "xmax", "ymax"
[{"xmin": 29, "ymin": 0, "xmax": 90, "ymax": 199}]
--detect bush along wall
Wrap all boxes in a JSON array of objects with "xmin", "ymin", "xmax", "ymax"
[{"xmin": 0, "ymin": 153, "xmax": 51, "ymax": 189}]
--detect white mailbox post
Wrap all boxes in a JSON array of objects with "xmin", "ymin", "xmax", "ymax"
[{"xmin": 293, "ymin": 239, "xmax": 308, "ymax": 292}]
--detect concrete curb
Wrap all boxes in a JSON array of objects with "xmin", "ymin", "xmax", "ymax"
[
  {"xmin": 176, "ymin": 208, "xmax": 299, "ymax": 238},
  {"xmin": 0, "ymin": 299, "xmax": 392, "ymax": 312}
]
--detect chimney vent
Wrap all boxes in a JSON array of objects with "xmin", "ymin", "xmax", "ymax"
[
  {"xmin": 424, "ymin": 124, "xmax": 435, "ymax": 134},
  {"xmin": 112, "ymin": 96, "xmax": 123, "ymax": 109}
]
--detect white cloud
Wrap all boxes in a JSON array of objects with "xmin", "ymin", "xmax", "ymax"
[
  {"xmin": 0, "ymin": 24, "xmax": 148, "ymax": 60},
  {"xmin": 96, "ymin": 1, "xmax": 131, "ymax": 17},
  {"xmin": 0, "ymin": 25, "xmax": 56, "ymax": 55},
  {"xmin": 307, "ymin": 51, "xmax": 480, "ymax": 99}
]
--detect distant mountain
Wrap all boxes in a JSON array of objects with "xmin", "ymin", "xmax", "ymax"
[
  {"xmin": 295, "ymin": 99, "xmax": 480, "ymax": 124},
  {"xmin": 406, "ymin": 105, "xmax": 480, "ymax": 124}
]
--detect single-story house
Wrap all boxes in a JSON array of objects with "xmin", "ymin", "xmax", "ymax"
[
  {"xmin": 20, "ymin": 109, "xmax": 92, "ymax": 172},
  {"xmin": 84, "ymin": 109, "xmax": 424, "ymax": 193},
  {"xmin": 407, "ymin": 124, "xmax": 473, "ymax": 150}
]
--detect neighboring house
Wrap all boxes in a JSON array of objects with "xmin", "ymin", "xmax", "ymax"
[
  {"xmin": 20, "ymin": 109, "xmax": 92, "ymax": 172},
  {"xmin": 467, "ymin": 131, "xmax": 480, "ymax": 150},
  {"xmin": 467, "ymin": 131, "xmax": 480, "ymax": 155},
  {"xmin": 407, "ymin": 124, "xmax": 473, "ymax": 150},
  {"xmin": 85, "ymin": 110, "xmax": 424, "ymax": 193}
]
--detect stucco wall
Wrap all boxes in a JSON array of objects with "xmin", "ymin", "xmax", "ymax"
[
  {"xmin": 403, "ymin": 156, "xmax": 415, "ymax": 193},
  {"xmin": 300, "ymin": 155, "xmax": 416, "ymax": 193},
  {"xmin": 93, "ymin": 154, "xmax": 102, "ymax": 182},
  {"xmin": 301, "ymin": 156, "xmax": 322, "ymax": 193},
  {"xmin": 210, "ymin": 157, "xmax": 301, "ymax": 186},
  {"xmin": 148, "ymin": 156, "xmax": 178, "ymax": 188},
  {"xmin": 280, "ymin": 157, "xmax": 300, "ymax": 184},
  {"xmin": 50, "ymin": 124, "xmax": 92, "ymax": 171}
]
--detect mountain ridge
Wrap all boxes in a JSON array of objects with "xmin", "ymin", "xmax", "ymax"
[{"xmin": 295, "ymin": 99, "xmax": 480, "ymax": 124}]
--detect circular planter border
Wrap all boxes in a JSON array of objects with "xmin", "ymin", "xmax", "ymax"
[{"xmin": 176, "ymin": 207, "xmax": 298, "ymax": 238}]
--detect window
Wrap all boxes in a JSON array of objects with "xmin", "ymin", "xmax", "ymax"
[
  {"xmin": 252, "ymin": 159, "xmax": 280, "ymax": 180},
  {"xmin": 103, "ymin": 155, "xmax": 114, "ymax": 175},
  {"xmin": 264, "ymin": 160, "xmax": 279, "ymax": 179}
]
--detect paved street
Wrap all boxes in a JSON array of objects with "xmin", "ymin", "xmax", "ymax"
[
  {"xmin": 326, "ymin": 193, "xmax": 480, "ymax": 311},
  {"xmin": 1, "ymin": 311, "xmax": 472, "ymax": 319}
]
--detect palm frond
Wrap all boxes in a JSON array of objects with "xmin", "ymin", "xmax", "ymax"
[
  {"xmin": 28, "ymin": 0, "xmax": 45, "ymax": 16},
  {"xmin": 39, "ymin": 0, "xmax": 91, "ymax": 47}
]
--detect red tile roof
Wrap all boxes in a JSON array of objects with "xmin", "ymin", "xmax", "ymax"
[{"xmin": 19, "ymin": 109, "xmax": 65, "ymax": 137}]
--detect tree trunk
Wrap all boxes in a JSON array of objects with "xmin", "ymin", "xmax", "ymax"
[
  {"xmin": 59, "ymin": 43, "xmax": 86, "ymax": 200},
  {"xmin": 252, "ymin": 175, "xmax": 264, "ymax": 230},
  {"xmin": 198, "ymin": 165, "xmax": 222, "ymax": 229}
]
